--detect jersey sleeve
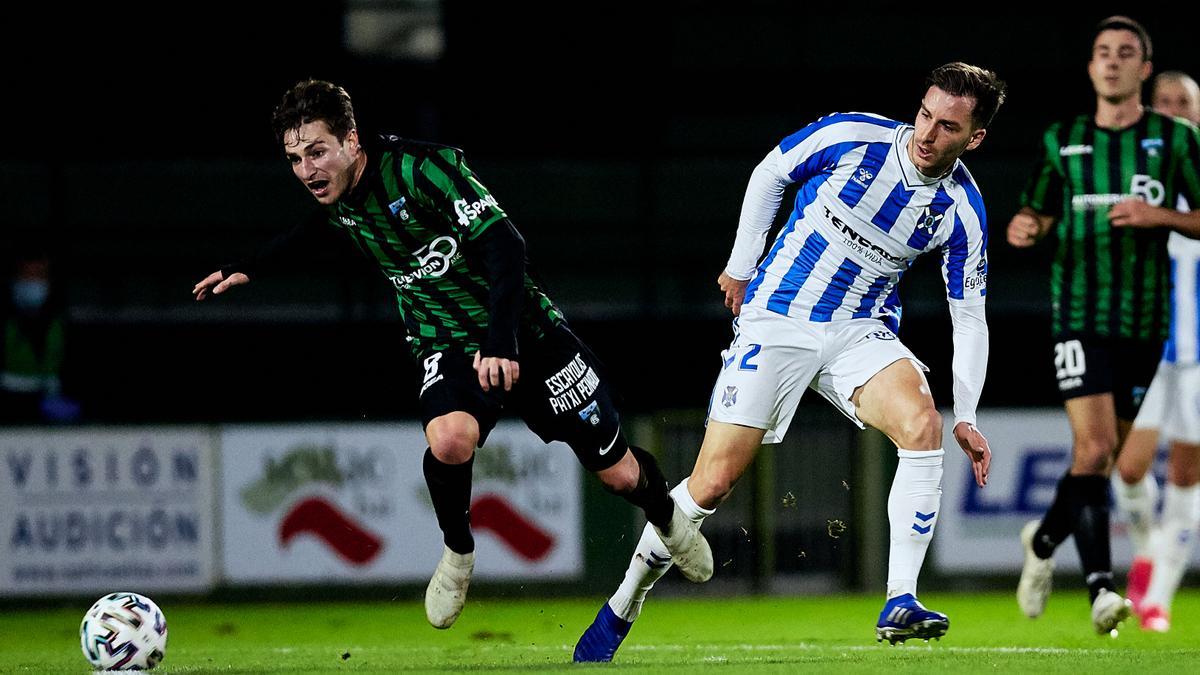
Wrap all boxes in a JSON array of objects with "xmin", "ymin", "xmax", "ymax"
[
  {"xmin": 941, "ymin": 169, "xmax": 988, "ymax": 306},
  {"xmin": 1018, "ymin": 124, "xmax": 1064, "ymax": 218},
  {"xmin": 725, "ymin": 113, "xmax": 900, "ymax": 278},
  {"xmin": 775, "ymin": 112, "xmax": 899, "ymax": 184},
  {"xmin": 410, "ymin": 148, "xmax": 508, "ymax": 241}
]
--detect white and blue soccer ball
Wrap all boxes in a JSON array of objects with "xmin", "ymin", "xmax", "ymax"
[{"xmin": 80, "ymin": 592, "xmax": 168, "ymax": 670}]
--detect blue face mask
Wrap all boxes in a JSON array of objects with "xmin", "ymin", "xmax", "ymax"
[{"xmin": 11, "ymin": 279, "xmax": 49, "ymax": 311}]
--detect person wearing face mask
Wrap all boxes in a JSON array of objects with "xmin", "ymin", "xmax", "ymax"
[{"xmin": 0, "ymin": 252, "xmax": 79, "ymax": 424}]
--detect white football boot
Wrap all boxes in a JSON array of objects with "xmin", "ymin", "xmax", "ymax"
[
  {"xmin": 653, "ymin": 502, "xmax": 713, "ymax": 582},
  {"xmin": 425, "ymin": 545, "xmax": 475, "ymax": 629},
  {"xmin": 1017, "ymin": 520, "xmax": 1055, "ymax": 618}
]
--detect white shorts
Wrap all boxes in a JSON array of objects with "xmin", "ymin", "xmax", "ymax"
[
  {"xmin": 706, "ymin": 306, "xmax": 927, "ymax": 444},
  {"xmin": 1132, "ymin": 360, "xmax": 1200, "ymax": 444}
]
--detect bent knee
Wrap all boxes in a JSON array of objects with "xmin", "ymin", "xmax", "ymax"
[
  {"xmin": 1116, "ymin": 462, "xmax": 1145, "ymax": 486},
  {"xmin": 597, "ymin": 456, "xmax": 641, "ymax": 494},
  {"xmin": 896, "ymin": 408, "xmax": 942, "ymax": 450},
  {"xmin": 1073, "ymin": 437, "xmax": 1118, "ymax": 474},
  {"xmin": 427, "ymin": 416, "xmax": 480, "ymax": 464},
  {"xmin": 688, "ymin": 470, "xmax": 736, "ymax": 507}
]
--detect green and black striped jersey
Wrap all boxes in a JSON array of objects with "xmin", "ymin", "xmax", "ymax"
[
  {"xmin": 1021, "ymin": 112, "xmax": 1200, "ymax": 340},
  {"xmin": 235, "ymin": 134, "xmax": 567, "ymax": 357}
]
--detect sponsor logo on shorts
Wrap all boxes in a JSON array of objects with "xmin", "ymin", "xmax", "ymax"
[
  {"xmin": 868, "ymin": 330, "xmax": 897, "ymax": 341},
  {"xmin": 722, "ymin": 386, "xmax": 738, "ymax": 408},
  {"xmin": 1058, "ymin": 377, "xmax": 1083, "ymax": 391},
  {"xmin": 1132, "ymin": 386, "xmax": 1147, "ymax": 409},
  {"xmin": 579, "ymin": 400, "xmax": 601, "ymax": 427},
  {"xmin": 546, "ymin": 353, "xmax": 601, "ymax": 414}
]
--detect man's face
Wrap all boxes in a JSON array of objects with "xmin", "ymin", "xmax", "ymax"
[
  {"xmin": 909, "ymin": 86, "xmax": 986, "ymax": 177},
  {"xmin": 283, "ymin": 120, "xmax": 363, "ymax": 205},
  {"xmin": 1152, "ymin": 78, "xmax": 1200, "ymax": 124},
  {"xmin": 1088, "ymin": 29, "xmax": 1151, "ymax": 104}
]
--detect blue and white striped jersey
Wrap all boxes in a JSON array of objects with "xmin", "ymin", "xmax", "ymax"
[
  {"xmin": 733, "ymin": 113, "xmax": 989, "ymax": 331},
  {"xmin": 1164, "ymin": 224, "xmax": 1200, "ymax": 365}
]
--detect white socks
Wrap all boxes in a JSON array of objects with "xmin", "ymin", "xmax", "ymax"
[
  {"xmin": 886, "ymin": 449, "xmax": 944, "ymax": 599},
  {"xmin": 609, "ymin": 479, "xmax": 714, "ymax": 621},
  {"xmin": 1145, "ymin": 483, "xmax": 1200, "ymax": 610},
  {"xmin": 1113, "ymin": 472, "xmax": 1158, "ymax": 556}
]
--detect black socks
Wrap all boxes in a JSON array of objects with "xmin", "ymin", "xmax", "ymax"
[
  {"xmin": 618, "ymin": 446, "xmax": 675, "ymax": 530},
  {"xmin": 1034, "ymin": 472, "xmax": 1115, "ymax": 603},
  {"xmin": 422, "ymin": 448, "xmax": 475, "ymax": 555}
]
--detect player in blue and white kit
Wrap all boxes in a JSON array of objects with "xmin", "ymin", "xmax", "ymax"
[
  {"xmin": 1111, "ymin": 71, "xmax": 1200, "ymax": 633},
  {"xmin": 574, "ymin": 62, "xmax": 1006, "ymax": 661}
]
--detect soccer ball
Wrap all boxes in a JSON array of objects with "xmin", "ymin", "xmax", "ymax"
[{"xmin": 80, "ymin": 592, "xmax": 168, "ymax": 670}]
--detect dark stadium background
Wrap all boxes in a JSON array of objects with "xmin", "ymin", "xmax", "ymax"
[
  {"xmin": 3, "ymin": 2, "xmax": 1199, "ymax": 606},
  {"xmin": 4, "ymin": 3, "xmax": 1194, "ymax": 424}
]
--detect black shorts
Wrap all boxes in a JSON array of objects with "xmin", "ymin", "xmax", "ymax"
[
  {"xmin": 416, "ymin": 325, "xmax": 624, "ymax": 472},
  {"xmin": 1052, "ymin": 333, "xmax": 1162, "ymax": 420}
]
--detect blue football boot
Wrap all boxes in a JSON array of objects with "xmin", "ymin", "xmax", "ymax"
[
  {"xmin": 573, "ymin": 602, "xmax": 633, "ymax": 662},
  {"xmin": 875, "ymin": 593, "xmax": 949, "ymax": 644}
]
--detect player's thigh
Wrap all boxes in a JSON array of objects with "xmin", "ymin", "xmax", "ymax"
[
  {"xmin": 707, "ymin": 306, "xmax": 823, "ymax": 445},
  {"xmin": 814, "ymin": 321, "xmax": 935, "ymax": 446},
  {"xmin": 514, "ymin": 326, "xmax": 625, "ymax": 473},
  {"xmin": 1168, "ymin": 441, "xmax": 1200, "ymax": 487},
  {"xmin": 417, "ymin": 349, "xmax": 501, "ymax": 454},
  {"xmin": 1117, "ymin": 361, "xmax": 1170, "ymax": 481},
  {"xmin": 1064, "ymin": 393, "xmax": 1121, "ymax": 474}
]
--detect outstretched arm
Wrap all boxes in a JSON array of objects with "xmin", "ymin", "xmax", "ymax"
[
  {"xmin": 192, "ymin": 211, "xmax": 333, "ymax": 301},
  {"xmin": 948, "ymin": 302, "xmax": 991, "ymax": 487}
]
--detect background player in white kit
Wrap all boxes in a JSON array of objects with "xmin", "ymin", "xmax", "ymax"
[
  {"xmin": 1111, "ymin": 70, "xmax": 1200, "ymax": 633},
  {"xmin": 573, "ymin": 62, "xmax": 1005, "ymax": 662}
]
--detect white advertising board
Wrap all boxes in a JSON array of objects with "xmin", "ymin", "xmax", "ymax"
[
  {"xmin": 0, "ymin": 427, "xmax": 217, "ymax": 595},
  {"xmin": 220, "ymin": 421, "xmax": 582, "ymax": 583}
]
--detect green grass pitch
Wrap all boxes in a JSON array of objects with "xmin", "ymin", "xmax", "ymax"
[{"xmin": 3, "ymin": 591, "xmax": 1197, "ymax": 673}]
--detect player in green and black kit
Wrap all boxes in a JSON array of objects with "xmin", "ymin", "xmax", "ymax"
[
  {"xmin": 192, "ymin": 80, "xmax": 711, "ymax": 629},
  {"xmin": 1007, "ymin": 16, "xmax": 1200, "ymax": 635}
]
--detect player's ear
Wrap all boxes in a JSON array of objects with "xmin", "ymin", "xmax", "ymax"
[{"xmin": 965, "ymin": 127, "xmax": 987, "ymax": 152}]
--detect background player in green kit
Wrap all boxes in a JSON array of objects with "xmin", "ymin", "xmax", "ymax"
[
  {"xmin": 1007, "ymin": 16, "xmax": 1200, "ymax": 635},
  {"xmin": 192, "ymin": 80, "xmax": 710, "ymax": 629}
]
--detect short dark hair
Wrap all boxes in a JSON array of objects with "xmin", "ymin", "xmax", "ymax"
[
  {"xmin": 926, "ymin": 62, "xmax": 1007, "ymax": 129},
  {"xmin": 271, "ymin": 79, "xmax": 357, "ymax": 144},
  {"xmin": 1094, "ymin": 15, "xmax": 1152, "ymax": 61}
]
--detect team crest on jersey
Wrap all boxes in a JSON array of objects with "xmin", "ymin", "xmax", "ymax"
[
  {"xmin": 915, "ymin": 206, "xmax": 944, "ymax": 235},
  {"xmin": 388, "ymin": 197, "xmax": 411, "ymax": 220},
  {"xmin": 721, "ymin": 386, "xmax": 738, "ymax": 408},
  {"xmin": 578, "ymin": 400, "xmax": 601, "ymax": 426}
]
